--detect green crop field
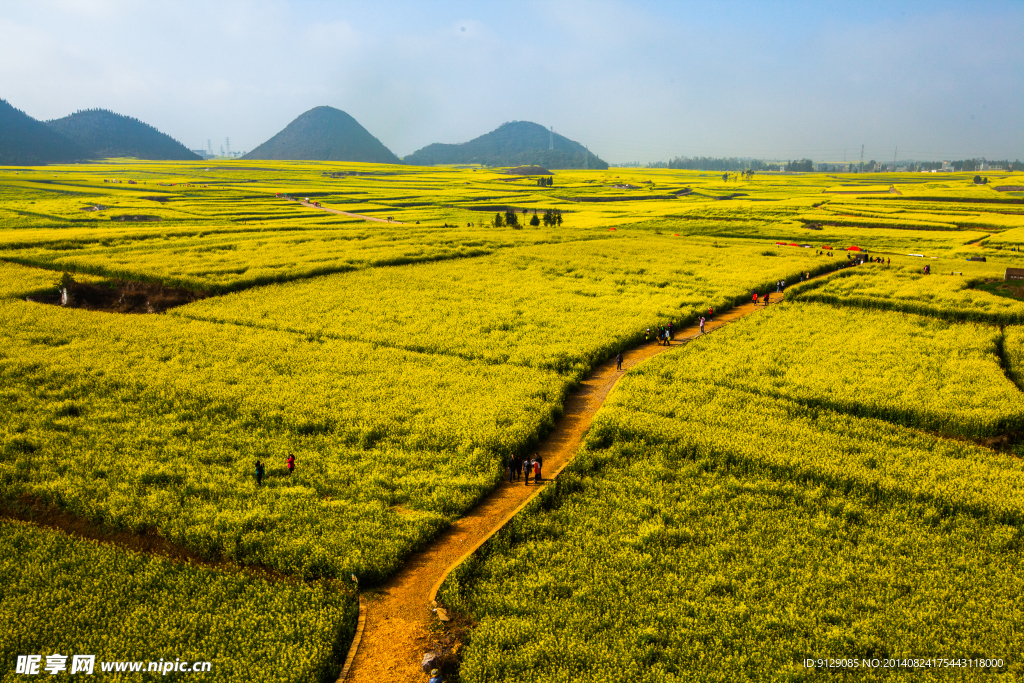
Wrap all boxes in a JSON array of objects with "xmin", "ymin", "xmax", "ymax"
[{"xmin": 2, "ymin": 160, "xmax": 1024, "ymax": 680}]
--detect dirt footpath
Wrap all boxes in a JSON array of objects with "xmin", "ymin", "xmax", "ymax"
[
  {"xmin": 296, "ymin": 199, "xmax": 406, "ymax": 224},
  {"xmin": 344, "ymin": 299, "xmax": 776, "ymax": 683}
]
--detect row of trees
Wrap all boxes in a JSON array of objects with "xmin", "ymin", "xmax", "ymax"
[
  {"xmin": 493, "ymin": 208, "xmax": 563, "ymax": 228},
  {"xmin": 648, "ymin": 156, "xmax": 1024, "ymax": 174},
  {"xmin": 535, "ymin": 176, "xmax": 554, "ymax": 186},
  {"xmin": 785, "ymin": 159, "xmax": 814, "ymax": 172},
  {"xmin": 648, "ymin": 156, "xmax": 779, "ymax": 172}
]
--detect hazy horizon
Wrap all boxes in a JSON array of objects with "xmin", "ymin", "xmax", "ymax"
[{"xmin": 2, "ymin": 0, "xmax": 1022, "ymax": 164}]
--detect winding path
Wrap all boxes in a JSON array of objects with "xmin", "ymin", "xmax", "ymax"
[
  {"xmin": 293, "ymin": 198, "xmax": 407, "ymax": 224},
  {"xmin": 344, "ymin": 297, "xmax": 787, "ymax": 682}
]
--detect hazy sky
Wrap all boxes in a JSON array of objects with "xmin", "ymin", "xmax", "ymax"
[{"xmin": 2, "ymin": 0, "xmax": 1022, "ymax": 163}]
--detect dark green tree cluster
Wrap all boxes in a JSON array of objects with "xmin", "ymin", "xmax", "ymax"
[
  {"xmin": 542, "ymin": 209, "xmax": 563, "ymax": 227},
  {"xmin": 536, "ymin": 176, "xmax": 554, "ymax": 186},
  {"xmin": 785, "ymin": 159, "xmax": 814, "ymax": 172},
  {"xmin": 495, "ymin": 208, "xmax": 523, "ymax": 228}
]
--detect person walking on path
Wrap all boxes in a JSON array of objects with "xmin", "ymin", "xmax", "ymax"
[
  {"xmin": 616, "ymin": 352, "xmax": 623, "ymax": 370},
  {"xmin": 429, "ymin": 669, "xmax": 443, "ymax": 683},
  {"xmin": 753, "ymin": 292, "xmax": 758, "ymax": 305},
  {"xmin": 700, "ymin": 316, "xmax": 705, "ymax": 334},
  {"xmin": 508, "ymin": 454, "xmax": 516, "ymax": 483},
  {"xmin": 255, "ymin": 459, "xmax": 264, "ymax": 487},
  {"xmin": 533, "ymin": 458, "xmax": 542, "ymax": 484},
  {"xmin": 523, "ymin": 457, "xmax": 531, "ymax": 484},
  {"xmin": 286, "ymin": 453, "xmax": 295, "ymax": 475}
]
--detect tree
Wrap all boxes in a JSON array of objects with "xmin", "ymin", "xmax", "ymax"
[
  {"xmin": 493, "ymin": 212, "xmax": 505, "ymax": 227},
  {"xmin": 555, "ymin": 210, "xmax": 563, "ymax": 226},
  {"xmin": 530, "ymin": 213, "xmax": 540, "ymax": 226},
  {"xmin": 974, "ymin": 175, "xmax": 983, "ymax": 184},
  {"xmin": 504, "ymin": 208, "xmax": 518, "ymax": 226}
]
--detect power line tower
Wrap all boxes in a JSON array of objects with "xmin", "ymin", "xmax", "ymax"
[
  {"xmin": 206, "ymin": 139, "xmax": 212, "ymax": 157},
  {"xmin": 549, "ymin": 126, "xmax": 554, "ymax": 151},
  {"xmin": 225, "ymin": 137, "xmax": 232, "ymax": 157},
  {"xmin": 859, "ymin": 145, "xmax": 865, "ymax": 172},
  {"xmin": 893, "ymin": 147, "xmax": 898, "ymax": 171}
]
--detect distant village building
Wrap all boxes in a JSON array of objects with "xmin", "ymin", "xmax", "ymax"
[
  {"xmin": 1006, "ymin": 268, "xmax": 1024, "ymax": 281},
  {"xmin": 941, "ymin": 161, "xmax": 954, "ymax": 172}
]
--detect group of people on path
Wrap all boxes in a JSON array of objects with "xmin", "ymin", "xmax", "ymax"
[
  {"xmin": 508, "ymin": 453, "xmax": 543, "ymax": 485},
  {"xmin": 254, "ymin": 453, "xmax": 296, "ymax": 486},
  {"xmin": 646, "ymin": 323, "xmax": 673, "ymax": 345}
]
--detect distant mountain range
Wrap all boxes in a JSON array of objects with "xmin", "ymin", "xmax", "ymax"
[
  {"xmin": 403, "ymin": 121, "xmax": 608, "ymax": 169},
  {"xmin": 243, "ymin": 106, "xmax": 401, "ymax": 164},
  {"xmin": 0, "ymin": 99, "xmax": 198, "ymax": 165},
  {"xmin": 2, "ymin": 98, "xmax": 607, "ymax": 169},
  {"xmin": 0, "ymin": 99, "xmax": 88, "ymax": 165},
  {"xmin": 47, "ymin": 110, "xmax": 200, "ymax": 160}
]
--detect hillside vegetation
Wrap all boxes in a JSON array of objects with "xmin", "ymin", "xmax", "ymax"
[
  {"xmin": 243, "ymin": 106, "xmax": 401, "ymax": 163},
  {"xmin": 404, "ymin": 120, "xmax": 608, "ymax": 169},
  {"xmin": 0, "ymin": 99, "xmax": 87, "ymax": 165},
  {"xmin": 46, "ymin": 109, "xmax": 200, "ymax": 160}
]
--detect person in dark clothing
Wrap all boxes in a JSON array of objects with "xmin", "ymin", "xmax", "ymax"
[
  {"xmin": 522, "ymin": 457, "xmax": 531, "ymax": 484},
  {"xmin": 508, "ymin": 454, "xmax": 516, "ymax": 483},
  {"xmin": 616, "ymin": 352, "xmax": 623, "ymax": 370},
  {"xmin": 255, "ymin": 460, "xmax": 264, "ymax": 486}
]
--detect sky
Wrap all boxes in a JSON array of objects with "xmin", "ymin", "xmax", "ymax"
[{"xmin": 1, "ymin": 0, "xmax": 1022, "ymax": 164}]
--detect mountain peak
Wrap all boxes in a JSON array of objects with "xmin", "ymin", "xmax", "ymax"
[
  {"xmin": 46, "ymin": 109, "xmax": 200, "ymax": 160},
  {"xmin": 243, "ymin": 107, "xmax": 400, "ymax": 163},
  {"xmin": 404, "ymin": 121, "xmax": 607, "ymax": 169},
  {"xmin": 0, "ymin": 99, "xmax": 87, "ymax": 165}
]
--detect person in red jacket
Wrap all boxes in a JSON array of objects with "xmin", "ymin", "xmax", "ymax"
[{"xmin": 286, "ymin": 453, "xmax": 295, "ymax": 475}]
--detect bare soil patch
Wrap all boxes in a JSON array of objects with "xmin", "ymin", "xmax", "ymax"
[
  {"xmin": 27, "ymin": 274, "xmax": 207, "ymax": 313},
  {"xmin": 976, "ymin": 278, "xmax": 1024, "ymax": 302},
  {"xmin": 111, "ymin": 214, "xmax": 162, "ymax": 222},
  {"xmin": 504, "ymin": 165, "xmax": 551, "ymax": 175}
]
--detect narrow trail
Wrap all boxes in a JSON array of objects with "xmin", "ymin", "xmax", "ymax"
[
  {"xmin": 345, "ymin": 296, "xmax": 788, "ymax": 683},
  {"xmin": 294, "ymin": 198, "xmax": 406, "ymax": 224}
]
